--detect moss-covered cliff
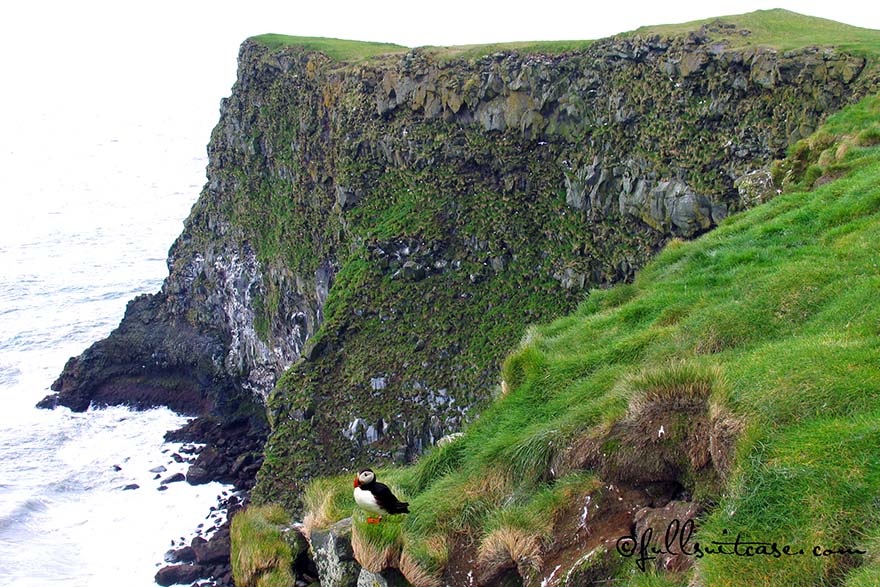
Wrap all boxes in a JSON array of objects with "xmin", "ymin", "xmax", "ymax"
[
  {"xmin": 296, "ymin": 90, "xmax": 880, "ymax": 587},
  {"xmin": 243, "ymin": 20, "xmax": 877, "ymax": 508},
  {"xmin": 43, "ymin": 10, "xmax": 878, "ymax": 516}
]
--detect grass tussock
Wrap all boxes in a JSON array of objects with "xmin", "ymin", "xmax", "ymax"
[
  {"xmin": 302, "ymin": 474, "xmax": 354, "ymax": 539},
  {"xmin": 351, "ymin": 516, "xmax": 402, "ymax": 572},
  {"xmin": 399, "ymin": 535, "xmax": 448, "ymax": 587},
  {"xmin": 474, "ymin": 474, "xmax": 598, "ymax": 583},
  {"xmin": 291, "ymin": 93, "xmax": 880, "ymax": 586},
  {"xmin": 231, "ymin": 505, "xmax": 295, "ymax": 587},
  {"xmin": 476, "ymin": 527, "xmax": 543, "ymax": 584},
  {"xmin": 624, "ymin": 362, "xmax": 723, "ymax": 417}
]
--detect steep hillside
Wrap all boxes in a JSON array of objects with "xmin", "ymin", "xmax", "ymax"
[
  {"xmin": 293, "ymin": 92, "xmax": 880, "ymax": 587},
  {"xmin": 40, "ymin": 8, "xmax": 880, "ymax": 566},
  {"xmin": 246, "ymin": 14, "xmax": 877, "ymax": 506}
]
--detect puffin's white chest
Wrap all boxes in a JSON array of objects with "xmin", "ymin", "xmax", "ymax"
[{"xmin": 354, "ymin": 486, "xmax": 385, "ymax": 515}]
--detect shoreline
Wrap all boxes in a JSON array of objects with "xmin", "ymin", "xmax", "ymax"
[{"xmin": 154, "ymin": 414, "xmax": 267, "ymax": 587}]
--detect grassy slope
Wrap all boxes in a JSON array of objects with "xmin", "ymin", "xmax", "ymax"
[
  {"xmin": 248, "ymin": 34, "xmax": 408, "ymax": 61},
  {"xmin": 250, "ymin": 9, "xmax": 880, "ymax": 63},
  {"xmin": 302, "ymin": 94, "xmax": 880, "ymax": 586},
  {"xmin": 626, "ymin": 8, "xmax": 880, "ymax": 56}
]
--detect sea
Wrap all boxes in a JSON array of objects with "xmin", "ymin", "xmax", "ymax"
[{"xmin": 0, "ymin": 92, "xmax": 231, "ymax": 585}]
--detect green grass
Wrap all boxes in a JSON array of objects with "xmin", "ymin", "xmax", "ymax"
[
  {"xmin": 252, "ymin": 10, "xmax": 880, "ymax": 65},
  {"xmin": 249, "ymin": 34, "xmax": 408, "ymax": 61},
  {"xmin": 422, "ymin": 39, "xmax": 596, "ymax": 61},
  {"xmin": 626, "ymin": 8, "xmax": 880, "ymax": 56},
  {"xmin": 231, "ymin": 504, "xmax": 295, "ymax": 587},
  {"xmin": 296, "ymin": 93, "xmax": 880, "ymax": 585}
]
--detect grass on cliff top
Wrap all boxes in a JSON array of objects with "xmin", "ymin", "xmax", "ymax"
[
  {"xmin": 297, "ymin": 93, "xmax": 880, "ymax": 587},
  {"xmin": 249, "ymin": 34, "xmax": 408, "ymax": 61},
  {"xmin": 252, "ymin": 10, "xmax": 880, "ymax": 64},
  {"xmin": 626, "ymin": 8, "xmax": 880, "ymax": 56},
  {"xmin": 423, "ymin": 39, "xmax": 596, "ymax": 61}
]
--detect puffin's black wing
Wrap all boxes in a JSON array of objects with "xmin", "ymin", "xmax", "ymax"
[{"xmin": 372, "ymin": 482, "xmax": 409, "ymax": 514}]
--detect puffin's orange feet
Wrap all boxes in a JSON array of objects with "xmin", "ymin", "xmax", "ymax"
[{"xmin": 367, "ymin": 517, "xmax": 381, "ymax": 524}]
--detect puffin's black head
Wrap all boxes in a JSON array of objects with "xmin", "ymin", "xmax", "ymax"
[{"xmin": 355, "ymin": 468, "xmax": 376, "ymax": 488}]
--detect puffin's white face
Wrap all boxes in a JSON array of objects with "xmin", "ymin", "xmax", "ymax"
[{"xmin": 357, "ymin": 469, "xmax": 375, "ymax": 486}]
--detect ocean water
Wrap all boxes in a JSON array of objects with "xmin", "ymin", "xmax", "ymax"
[{"xmin": 0, "ymin": 105, "xmax": 230, "ymax": 586}]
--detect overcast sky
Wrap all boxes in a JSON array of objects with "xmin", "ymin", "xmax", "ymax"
[
  {"xmin": 2, "ymin": 1, "xmax": 878, "ymax": 105},
  {"xmin": 0, "ymin": 0, "xmax": 877, "ymax": 169}
]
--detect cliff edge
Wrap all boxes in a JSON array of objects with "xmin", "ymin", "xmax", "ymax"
[{"xmin": 41, "ymin": 10, "xmax": 877, "ymax": 509}]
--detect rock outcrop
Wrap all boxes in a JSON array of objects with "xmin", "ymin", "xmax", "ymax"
[
  {"xmin": 40, "ymin": 19, "xmax": 877, "ymax": 514},
  {"xmin": 310, "ymin": 518, "xmax": 361, "ymax": 587}
]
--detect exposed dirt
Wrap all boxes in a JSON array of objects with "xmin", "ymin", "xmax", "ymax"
[{"xmin": 443, "ymin": 531, "xmax": 484, "ymax": 587}]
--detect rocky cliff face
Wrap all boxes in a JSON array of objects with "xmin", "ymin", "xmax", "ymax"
[{"xmin": 42, "ymin": 22, "xmax": 875, "ymax": 511}]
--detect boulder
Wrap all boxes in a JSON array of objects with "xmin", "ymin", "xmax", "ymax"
[
  {"xmin": 164, "ymin": 546, "xmax": 196, "ymax": 564},
  {"xmin": 230, "ymin": 452, "xmax": 253, "ymax": 476},
  {"xmin": 357, "ymin": 568, "xmax": 410, "ymax": 587},
  {"xmin": 186, "ymin": 465, "xmax": 211, "ymax": 485},
  {"xmin": 161, "ymin": 472, "xmax": 186, "ymax": 484},
  {"xmin": 310, "ymin": 518, "xmax": 360, "ymax": 587},
  {"xmin": 154, "ymin": 564, "xmax": 206, "ymax": 586},
  {"xmin": 400, "ymin": 261, "xmax": 426, "ymax": 282},
  {"xmin": 193, "ymin": 535, "xmax": 230, "ymax": 566},
  {"xmin": 735, "ymin": 169, "xmax": 776, "ymax": 208}
]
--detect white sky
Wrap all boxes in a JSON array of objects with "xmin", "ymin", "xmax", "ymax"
[{"xmin": 0, "ymin": 0, "xmax": 877, "ymax": 171}]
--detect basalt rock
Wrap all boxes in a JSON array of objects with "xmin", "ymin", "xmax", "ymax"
[
  {"xmin": 40, "ymin": 17, "xmax": 878, "ymax": 517},
  {"xmin": 248, "ymin": 30, "xmax": 877, "ymax": 508},
  {"xmin": 357, "ymin": 568, "xmax": 410, "ymax": 587},
  {"xmin": 166, "ymin": 416, "xmax": 267, "ymax": 490},
  {"xmin": 310, "ymin": 518, "xmax": 360, "ymax": 587},
  {"xmin": 155, "ymin": 564, "xmax": 207, "ymax": 586}
]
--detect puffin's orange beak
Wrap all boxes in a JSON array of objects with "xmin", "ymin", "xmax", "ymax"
[{"xmin": 354, "ymin": 475, "xmax": 359, "ymax": 488}]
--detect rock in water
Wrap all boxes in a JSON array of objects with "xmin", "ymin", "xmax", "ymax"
[
  {"xmin": 164, "ymin": 546, "xmax": 196, "ymax": 564},
  {"xmin": 193, "ymin": 532, "xmax": 231, "ymax": 566},
  {"xmin": 161, "ymin": 472, "xmax": 186, "ymax": 484},
  {"xmin": 185, "ymin": 465, "xmax": 211, "ymax": 485},
  {"xmin": 154, "ymin": 564, "xmax": 206, "ymax": 586}
]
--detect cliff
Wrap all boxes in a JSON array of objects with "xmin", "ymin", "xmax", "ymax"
[
  {"xmin": 292, "ymin": 91, "xmax": 880, "ymax": 587},
  {"xmin": 42, "ymin": 10, "xmax": 876, "ymax": 508}
]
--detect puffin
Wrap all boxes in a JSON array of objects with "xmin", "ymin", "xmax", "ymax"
[{"xmin": 353, "ymin": 468, "xmax": 409, "ymax": 523}]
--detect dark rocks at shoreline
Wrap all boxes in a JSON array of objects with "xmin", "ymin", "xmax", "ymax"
[
  {"xmin": 155, "ymin": 563, "xmax": 207, "ymax": 586},
  {"xmin": 164, "ymin": 415, "xmax": 267, "ymax": 491},
  {"xmin": 162, "ymin": 472, "xmax": 186, "ymax": 485},
  {"xmin": 186, "ymin": 466, "xmax": 212, "ymax": 485},
  {"xmin": 37, "ymin": 292, "xmax": 235, "ymax": 416},
  {"xmin": 160, "ymin": 519, "xmax": 235, "ymax": 587},
  {"xmin": 193, "ymin": 530, "xmax": 231, "ymax": 566},
  {"xmin": 154, "ymin": 417, "xmax": 263, "ymax": 587},
  {"xmin": 164, "ymin": 545, "xmax": 196, "ymax": 564}
]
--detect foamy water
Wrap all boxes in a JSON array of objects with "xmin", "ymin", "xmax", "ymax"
[{"xmin": 0, "ymin": 101, "xmax": 228, "ymax": 586}]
